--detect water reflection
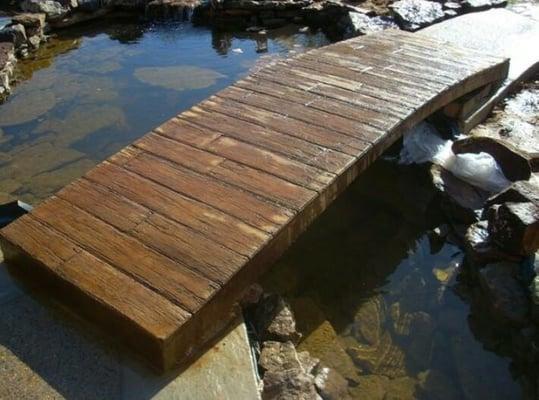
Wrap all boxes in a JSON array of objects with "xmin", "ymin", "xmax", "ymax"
[
  {"xmin": 262, "ymin": 160, "xmax": 522, "ymax": 399},
  {"xmin": 0, "ymin": 19, "xmax": 328, "ymax": 205}
]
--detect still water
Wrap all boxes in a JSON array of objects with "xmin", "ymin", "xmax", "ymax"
[
  {"xmin": 0, "ymin": 17, "xmax": 523, "ymax": 399},
  {"xmin": 0, "ymin": 18, "xmax": 329, "ymax": 204}
]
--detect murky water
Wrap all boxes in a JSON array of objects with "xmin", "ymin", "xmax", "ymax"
[
  {"xmin": 0, "ymin": 18, "xmax": 328, "ymax": 204},
  {"xmin": 263, "ymin": 160, "xmax": 523, "ymax": 399},
  {"xmin": 0, "ymin": 16, "xmax": 526, "ymax": 399}
]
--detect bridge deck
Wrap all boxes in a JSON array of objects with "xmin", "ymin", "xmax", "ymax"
[{"xmin": 0, "ymin": 30, "xmax": 508, "ymax": 371}]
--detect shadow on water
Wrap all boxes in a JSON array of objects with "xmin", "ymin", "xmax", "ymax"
[{"xmin": 262, "ymin": 159, "xmax": 523, "ymax": 399}]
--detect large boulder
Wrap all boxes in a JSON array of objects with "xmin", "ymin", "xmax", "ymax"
[
  {"xmin": 464, "ymin": 220, "xmax": 522, "ymax": 265},
  {"xmin": 20, "ymin": 0, "xmax": 69, "ymax": 19},
  {"xmin": 479, "ymin": 261, "xmax": 529, "ymax": 325},
  {"xmin": 452, "ymin": 136, "xmax": 531, "ymax": 182},
  {"xmin": 390, "ymin": 0, "xmax": 444, "ymax": 31},
  {"xmin": 486, "ymin": 179, "xmax": 539, "ymax": 207},
  {"xmin": 488, "ymin": 202, "xmax": 539, "ymax": 256},
  {"xmin": 262, "ymin": 368, "xmax": 319, "ymax": 400},
  {"xmin": 338, "ymin": 11, "xmax": 398, "ymax": 38},
  {"xmin": 313, "ymin": 366, "xmax": 350, "ymax": 400},
  {"xmin": 462, "ymin": 0, "xmax": 507, "ymax": 12}
]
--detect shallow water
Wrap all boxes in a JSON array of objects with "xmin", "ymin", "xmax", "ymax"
[
  {"xmin": 0, "ymin": 18, "xmax": 328, "ymax": 204},
  {"xmin": 263, "ymin": 160, "xmax": 523, "ymax": 399}
]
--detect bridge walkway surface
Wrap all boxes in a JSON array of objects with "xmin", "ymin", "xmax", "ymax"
[{"xmin": 0, "ymin": 29, "xmax": 509, "ymax": 371}]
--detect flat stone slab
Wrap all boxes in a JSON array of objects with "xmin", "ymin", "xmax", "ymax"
[
  {"xmin": 0, "ymin": 249, "xmax": 261, "ymax": 400},
  {"xmin": 419, "ymin": 7, "xmax": 539, "ymax": 132}
]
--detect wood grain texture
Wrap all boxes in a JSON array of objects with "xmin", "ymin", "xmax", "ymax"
[{"xmin": 0, "ymin": 29, "xmax": 509, "ymax": 372}]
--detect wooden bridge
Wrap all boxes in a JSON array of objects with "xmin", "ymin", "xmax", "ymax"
[{"xmin": 0, "ymin": 30, "xmax": 508, "ymax": 371}]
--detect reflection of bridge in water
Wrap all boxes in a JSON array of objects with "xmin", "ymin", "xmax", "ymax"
[{"xmin": 0, "ymin": 29, "xmax": 508, "ymax": 372}]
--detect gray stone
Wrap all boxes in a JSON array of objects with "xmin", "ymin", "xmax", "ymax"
[
  {"xmin": 339, "ymin": 12, "xmax": 398, "ymax": 38},
  {"xmin": 390, "ymin": 0, "xmax": 444, "ymax": 31},
  {"xmin": 11, "ymin": 13, "xmax": 46, "ymax": 37},
  {"xmin": 297, "ymin": 351, "xmax": 320, "ymax": 375},
  {"xmin": 486, "ymin": 179, "xmax": 539, "ymax": 208},
  {"xmin": 464, "ymin": 220, "xmax": 523, "ymax": 265},
  {"xmin": 0, "ymin": 24, "xmax": 27, "ymax": 49},
  {"xmin": 488, "ymin": 202, "xmax": 539, "ymax": 256},
  {"xmin": 462, "ymin": 0, "xmax": 506, "ymax": 12},
  {"xmin": 313, "ymin": 366, "xmax": 350, "ymax": 400},
  {"xmin": 479, "ymin": 261, "xmax": 529, "ymax": 325},
  {"xmin": 259, "ymin": 341, "xmax": 302, "ymax": 373},
  {"xmin": 255, "ymin": 294, "xmax": 302, "ymax": 344},
  {"xmin": 262, "ymin": 368, "xmax": 318, "ymax": 400},
  {"xmin": 20, "ymin": 0, "xmax": 69, "ymax": 19}
]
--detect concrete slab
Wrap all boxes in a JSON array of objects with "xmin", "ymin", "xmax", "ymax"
[
  {"xmin": 0, "ymin": 250, "xmax": 261, "ymax": 400},
  {"xmin": 419, "ymin": 7, "xmax": 539, "ymax": 132}
]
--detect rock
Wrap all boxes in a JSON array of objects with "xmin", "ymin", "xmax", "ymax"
[
  {"xmin": 486, "ymin": 179, "xmax": 539, "ymax": 208},
  {"xmin": 384, "ymin": 376, "xmax": 417, "ymax": 400},
  {"xmin": 262, "ymin": 368, "xmax": 319, "ymax": 400},
  {"xmin": 352, "ymin": 295, "xmax": 385, "ymax": 346},
  {"xmin": 28, "ymin": 35, "xmax": 41, "ymax": 50},
  {"xmin": 430, "ymin": 164, "xmax": 488, "ymax": 224},
  {"xmin": 0, "ymin": 42, "xmax": 15, "ymax": 97},
  {"xmin": 313, "ymin": 366, "xmax": 349, "ymax": 400},
  {"xmin": 488, "ymin": 202, "xmax": 539, "ymax": 256},
  {"xmin": 11, "ymin": 13, "xmax": 46, "ymax": 37},
  {"xmin": 452, "ymin": 136, "xmax": 531, "ymax": 182},
  {"xmin": 254, "ymin": 294, "xmax": 302, "ymax": 344},
  {"xmin": 239, "ymin": 283, "xmax": 264, "ymax": 307},
  {"xmin": 298, "ymin": 320, "xmax": 359, "ymax": 383},
  {"xmin": 338, "ymin": 12, "xmax": 398, "ymax": 38},
  {"xmin": 0, "ymin": 24, "xmax": 27, "ymax": 49},
  {"xmin": 479, "ymin": 261, "xmax": 529, "ymax": 325},
  {"xmin": 348, "ymin": 374, "xmax": 388, "ymax": 400},
  {"xmin": 20, "ymin": 0, "xmax": 69, "ymax": 19},
  {"xmin": 462, "ymin": 0, "xmax": 507, "ymax": 12},
  {"xmin": 297, "ymin": 351, "xmax": 320, "ymax": 375},
  {"xmin": 443, "ymin": 1, "xmax": 462, "ymax": 10},
  {"xmin": 347, "ymin": 332, "xmax": 407, "ymax": 378},
  {"xmin": 417, "ymin": 369, "xmax": 461, "ymax": 400},
  {"xmin": 464, "ymin": 220, "xmax": 522, "ymax": 265},
  {"xmin": 390, "ymin": 0, "xmax": 444, "ymax": 31},
  {"xmin": 259, "ymin": 341, "xmax": 302, "ymax": 373}
]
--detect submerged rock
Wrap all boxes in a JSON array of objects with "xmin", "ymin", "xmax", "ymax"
[
  {"xmin": 313, "ymin": 366, "xmax": 349, "ymax": 400},
  {"xmin": 347, "ymin": 332, "xmax": 407, "ymax": 378},
  {"xmin": 133, "ymin": 65, "xmax": 225, "ymax": 91},
  {"xmin": 390, "ymin": 0, "xmax": 444, "ymax": 31},
  {"xmin": 349, "ymin": 374, "xmax": 388, "ymax": 400},
  {"xmin": 0, "ymin": 89, "xmax": 56, "ymax": 126},
  {"xmin": 479, "ymin": 261, "xmax": 529, "ymax": 325},
  {"xmin": 452, "ymin": 136, "xmax": 531, "ymax": 182},
  {"xmin": 352, "ymin": 295, "xmax": 386, "ymax": 346},
  {"xmin": 338, "ymin": 12, "xmax": 398, "ymax": 38},
  {"xmin": 488, "ymin": 202, "xmax": 539, "ymax": 256}
]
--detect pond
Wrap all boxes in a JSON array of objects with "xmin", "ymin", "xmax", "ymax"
[{"xmin": 0, "ymin": 16, "xmax": 525, "ymax": 399}]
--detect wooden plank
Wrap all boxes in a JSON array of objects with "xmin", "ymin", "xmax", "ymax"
[
  {"xmin": 169, "ymin": 112, "xmax": 355, "ymax": 174},
  {"xmin": 198, "ymin": 97, "xmax": 370, "ymax": 156},
  {"xmin": 216, "ymin": 86, "xmax": 386, "ymax": 144},
  {"xmin": 123, "ymin": 151, "xmax": 294, "ymax": 233},
  {"xmin": 0, "ymin": 29, "xmax": 511, "ymax": 372},
  {"xmin": 84, "ymin": 162, "xmax": 269, "ymax": 256},
  {"xmin": 30, "ymin": 197, "xmax": 217, "ymax": 312}
]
